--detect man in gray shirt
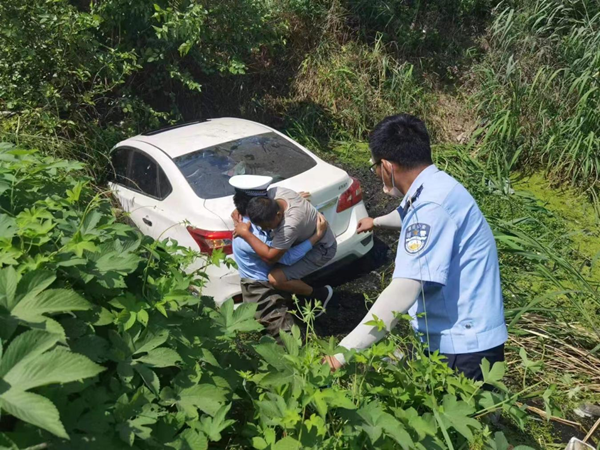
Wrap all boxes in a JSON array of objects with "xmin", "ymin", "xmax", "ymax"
[{"xmin": 233, "ymin": 186, "xmax": 336, "ymax": 305}]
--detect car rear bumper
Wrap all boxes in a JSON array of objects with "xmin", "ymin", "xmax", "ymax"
[{"xmin": 199, "ymin": 202, "xmax": 373, "ymax": 306}]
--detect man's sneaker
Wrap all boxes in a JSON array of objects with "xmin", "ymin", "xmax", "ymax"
[{"xmin": 313, "ymin": 285, "xmax": 333, "ymax": 318}]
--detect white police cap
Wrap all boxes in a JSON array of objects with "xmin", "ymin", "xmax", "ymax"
[{"xmin": 229, "ymin": 175, "xmax": 273, "ymax": 197}]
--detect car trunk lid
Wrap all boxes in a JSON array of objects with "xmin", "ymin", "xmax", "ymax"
[{"xmin": 204, "ymin": 164, "xmax": 354, "ymax": 237}]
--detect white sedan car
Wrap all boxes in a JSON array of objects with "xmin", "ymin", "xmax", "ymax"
[{"xmin": 108, "ymin": 118, "xmax": 373, "ymax": 305}]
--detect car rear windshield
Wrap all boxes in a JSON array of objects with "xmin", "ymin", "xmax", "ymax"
[{"xmin": 174, "ymin": 132, "xmax": 317, "ymax": 199}]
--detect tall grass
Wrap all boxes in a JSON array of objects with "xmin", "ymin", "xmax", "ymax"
[
  {"xmin": 281, "ymin": 35, "xmax": 433, "ymax": 146},
  {"xmin": 471, "ymin": 0, "xmax": 600, "ymax": 210},
  {"xmin": 438, "ymin": 147, "xmax": 600, "ymax": 347}
]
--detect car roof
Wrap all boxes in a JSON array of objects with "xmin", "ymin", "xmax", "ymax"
[{"xmin": 126, "ymin": 118, "xmax": 273, "ymax": 159}]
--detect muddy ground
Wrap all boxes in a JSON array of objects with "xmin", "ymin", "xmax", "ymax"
[{"xmin": 305, "ymin": 156, "xmax": 402, "ymax": 338}]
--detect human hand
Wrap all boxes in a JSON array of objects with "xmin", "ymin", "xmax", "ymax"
[
  {"xmin": 356, "ymin": 217, "xmax": 374, "ymax": 234},
  {"xmin": 231, "ymin": 209, "xmax": 243, "ymax": 224},
  {"xmin": 316, "ymin": 213, "xmax": 328, "ymax": 238},
  {"xmin": 233, "ymin": 221, "xmax": 251, "ymax": 238},
  {"xmin": 322, "ymin": 355, "xmax": 343, "ymax": 372},
  {"xmin": 299, "ymin": 191, "xmax": 311, "ymax": 201}
]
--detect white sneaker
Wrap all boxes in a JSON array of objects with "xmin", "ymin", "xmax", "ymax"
[{"xmin": 314, "ymin": 286, "xmax": 333, "ymax": 318}]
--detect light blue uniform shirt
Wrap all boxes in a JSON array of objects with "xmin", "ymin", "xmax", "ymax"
[
  {"xmin": 393, "ymin": 165, "xmax": 508, "ymax": 354},
  {"xmin": 233, "ymin": 220, "xmax": 313, "ymax": 282}
]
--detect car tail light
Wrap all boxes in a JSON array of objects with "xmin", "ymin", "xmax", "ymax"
[
  {"xmin": 187, "ymin": 227, "xmax": 233, "ymax": 255},
  {"xmin": 337, "ymin": 177, "xmax": 363, "ymax": 212}
]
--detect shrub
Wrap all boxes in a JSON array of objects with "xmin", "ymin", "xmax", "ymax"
[
  {"xmin": 0, "ymin": 142, "xmax": 540, "ymax": 449},
  {"xmin": 0, "ymin": 0, "xmax": 288, "ymax": 169}
]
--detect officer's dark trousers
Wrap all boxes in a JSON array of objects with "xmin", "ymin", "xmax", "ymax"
[{"xmin": 441, "ymin": 344, "xmax": 505, "ymax": 383}]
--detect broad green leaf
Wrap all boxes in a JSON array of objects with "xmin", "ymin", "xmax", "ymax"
[
  {"xmin": 0, "ymin": 267, "xmax": 18, "ymax": 311},
  {"xmin": 93, "ymin": 245, "xmax": 142, "ymax": 273},
  {"xmin": 12, "ymin": 289, "xmax": 91, "ymax": 319},
  {"xmin": 490, "ymin": 431, "xmax": 510, "ymax": 450},
  {"xmin": 133, "ymin": 363, "xmax": 160, "ymax": 395},
  {"xmin": 0, "ymin": 432, "xmax": 18, "ymax": 450},
  {"xmin": 81, "ymin": 210, "xmax": 103, "ymax": 235},
  {"xmin": 15, "ymin": 270, "xmax": 55, "ymax": 301},
  {"xmin": 0, "ymin": 216, "xmax": 17, "ymax": 240},
  {"xmin": 0, "ymin": 389, "xmax": 68, "ymax": 439},
  {"xmin": 178, "ymin": 384, "xmax": 227, "ymax": 417},
  {"xmin": 439, "ymin": 394, "xmax": 481, "ymax": 440},
  {"xmin": 4, "ymin": 347, "xmax": 105, "ymax": 391},
  {"xmin": 312, "ymin": 389, "xmax": 356, "ymax": 418},
  {"xmin": 199, "ymin": 348, "xmax": 220, "ymax": 368},
  {"xmin": 379, "ymin": 412, "xmax": 413, "ymax": 449},
  {"xmin": 230, "ymin": 302, "xmax": 262, "ymax": 332},
  {"xmin": 137, "ymin": 309, "xmax": 149, "ymax": 326},
  {"xmin": 93, "ymin": 307, "xmax": 115, "ymax": 326},
  {"xmin": 254, "ymin": 340, "xmax": 289, "ymax": 371},
  {"xmin": 0, "ymin": 330, "xmax": 60, "ymax": 377},
  {"xmin": 194, "ymin": 403, "xmax": 235, "ymax": 442},
  {"xmin": 167, "ymin": 428, "xmax": 208, "ymax": 450},
  {"xmin": 28, "ymin": 316, "xmax": 67, "ymax": 341},
  {"xmin": 117, "ymin": 415, "xmax": 157, "ymax": 446},
  {"xmin": 279, "ymin": 330, "xmax": 299, "ymax": 357},
  {"xmin": 0, "ymin": 247, "xmax": 21, "ymax": 267},
  {"xmin": 122, "ymin": 311, "xmax": 137, "ymax": 330},
  {"xmin": 215, "ymin": 300, "xmax": 262, "ymax": 334},
  {"xmin": 134, "ymin": 329, "xmax": 169, "ymax": 355},
  {"xmin": 136, "ymin": 347, "xmax": 181, "ymax": 368},
  {"xmin": 273, "ymin": 436, "xmax": 301, "ymax": 450},
  {"xmin": 252, "ymin": 436, "xmax": 269, "ymax": 450},
  {"xmin": 481, "ymin": 359, "xmax": 508, "ymax": 391},
  {"xmin": 354, "ymin": 401, "xmax": 384, "ymax": 442},
  {"xmin": 394, "ymin": 408, "xmax": 436, "ymax": 440}
]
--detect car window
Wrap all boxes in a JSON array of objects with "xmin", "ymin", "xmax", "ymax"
[
  {"xmin": 173, "ymin": 132, "xmax": 317, "ymax": 199},
  {"xmin": 108, "ymin": 148, "xmax": 131, "ymax": 186},
  {"xmin": 130, "ymin": 151, "xmax": 159, "ymax": 197},
  {"xmin": 158, "ymin": 166, "xmax": 173, "ymax": 199}
]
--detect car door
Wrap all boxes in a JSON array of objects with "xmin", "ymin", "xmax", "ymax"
[{"xmin": 108, "ymin": 147, "xmax": 174, "ymax": 240}]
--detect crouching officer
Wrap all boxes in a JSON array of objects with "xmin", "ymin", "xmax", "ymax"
[{"xmin": 324, "ymin": 113, "xmax": 508, "ymax": 381}]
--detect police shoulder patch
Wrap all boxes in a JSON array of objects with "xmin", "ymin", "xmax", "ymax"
[{"xmin": 404, "ymin": 223, "xmax": 431, "ymax": 254}]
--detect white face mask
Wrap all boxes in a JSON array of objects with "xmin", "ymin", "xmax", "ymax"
[{"xmin": 381, "ymin": 161, "xmax": 403, "ymax": 197}]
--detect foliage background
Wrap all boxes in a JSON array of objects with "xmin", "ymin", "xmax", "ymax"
[{"xmin": 1, "ymin": 0, "xmax": 599, "ymax": 448}]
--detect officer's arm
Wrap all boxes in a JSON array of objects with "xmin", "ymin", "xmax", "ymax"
[
  {"xmin": 333, "ymin": 277, "xmax": 422, "ymax": 364},
  {"xmin": 373, "ymin": 209, "xmax": 403, "ymax": 230},
  {"xmin": 357, "ymin": 209, "xmax": 402, "ymax": 233}
]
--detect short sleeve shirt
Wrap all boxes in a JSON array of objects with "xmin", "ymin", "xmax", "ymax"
[
  {"xmin": 393, "ymin": 165, "xmax": 508, "ymax": 354},
  {"xmin": 268, "ymin": 187, "xmax": 335, "ymax": 250}
]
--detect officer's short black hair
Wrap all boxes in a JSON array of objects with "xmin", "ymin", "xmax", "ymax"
[
  {"xmin": 369, "ymin": 114, "xmax": 433, "ymax": 169},
  {"xmin": 247, "ymin": 197, "xmax": 280, "ymax": 224},
  {"xmin": 233, "ymin": 191, "xmax": 253, "ymax": 216}
]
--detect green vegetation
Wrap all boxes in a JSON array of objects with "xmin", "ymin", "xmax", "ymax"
[
  {"xmin": 1, "ymin": 0, "xmax": 599, "ymax": 448},
  {"xmin": 0, "ymin": 144, "xmax": 540, "ymax": 449}
]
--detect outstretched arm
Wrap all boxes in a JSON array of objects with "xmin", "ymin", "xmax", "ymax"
[
  {"xmin": 357, "ymin": 209, "xmax": 403, "ymax": 234},
  {"xmin": 324, "ymin": 277, "xmax": 421, "ymax": 369}
]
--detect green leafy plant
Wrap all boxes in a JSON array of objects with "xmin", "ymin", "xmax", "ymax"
[{"xmin": 0, "ymin": 330, "xmax": 104, "ymax": 439}]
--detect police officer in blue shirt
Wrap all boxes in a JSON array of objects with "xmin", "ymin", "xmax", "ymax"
[{"xmin": 324, "ymin": 114, "xmax": 508, "ymax": 381}]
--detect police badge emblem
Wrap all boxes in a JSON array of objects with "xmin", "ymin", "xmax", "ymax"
[{"xmin": 404, "ymin": 223, "xmax": 431, "ymax": 254}]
